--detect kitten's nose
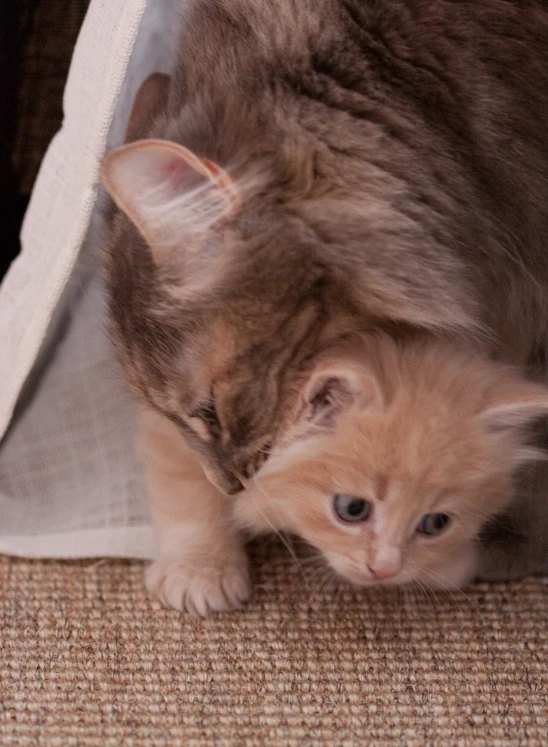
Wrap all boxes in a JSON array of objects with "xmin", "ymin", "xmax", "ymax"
[
  {"xmin": 367, "ymin": 546, "xmax": 402, "ymax": 580},
  {"xmin": 367, "ymin": 563, "xmax": 398, "ymax": 580}
]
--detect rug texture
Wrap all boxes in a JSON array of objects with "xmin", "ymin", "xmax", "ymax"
[{"xmin": 0, "ymin": 545, "xmax": 546, "ymax": 746}]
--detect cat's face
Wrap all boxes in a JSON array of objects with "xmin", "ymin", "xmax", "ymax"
[
  {"xmin": 234, "ymin": 339, "xmax": 548, "ymax": 589},
  {"xmin": 235, "ymin": 432, "xmax": 494, "ymax": 589},
  {"xmin": 101, "ymin": 135, "xmax": 371, "ymax": 495}
]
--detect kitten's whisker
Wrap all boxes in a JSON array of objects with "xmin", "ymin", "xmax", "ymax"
[
  {"xmin": 414, "ymin": 579, "xmax": 434, "ymax": 608},
  {"xmin": 413, "ymin": 574, "xmax": 440, "ymax": 608},
  {"xmin": 409, "ymin": 580, "xmax": 430, "ymax": 607},
  {"xmin": 313, "ymin": 567, "xmax": 330, "ymax": 595},
  {"xmin": 300, "ymin": 554, "xmax": 328, "ymax": 572},
  {"xmin": 407, "ymin": 579, "xmax": 425, "ymax": 605},
  {"xmin": 251, "ymin": 477, "xmax": 308, "ymax": 585},
  {"xmin": 425, "ymin": 579, "xmax": 460, "ymax": 609},
  {"xmin": 418, "ymin": 567, "xmax": 482, "ymax": 615},
  {"xmin": 303, "ymin": 555, "xmax": 345, "ymax": 603},
  {"xmin": 458, "ymin": 503, "xmax": 517, "ymax": 533},
  {"xmin": 316, "ymin": 565, "xmax": 339, "ymax": 597},
  {"xmin": 331, "ymin": 570, "xmax": 348, "ymax": 602},
  {"xmin": 299, "ymin": 551, "xmax": 323, "ymax": 564}
]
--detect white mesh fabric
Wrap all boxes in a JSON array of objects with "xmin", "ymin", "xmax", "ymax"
[{"xmin": 0, "ymin": 0, "xmax": 182, "ymax": 558}]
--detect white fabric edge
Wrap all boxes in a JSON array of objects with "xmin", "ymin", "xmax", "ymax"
[
  {"xmin": 0, "ymin": 525, "xmax": 155, "ymax": 560},
  {"xmin": 0, "ymin": 0, "xmax": 147, "ymax": 441}
]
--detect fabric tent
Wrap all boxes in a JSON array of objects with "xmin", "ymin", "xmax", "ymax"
[{"xmin": 0, "ymin": 0, "xmax": 184, "ymax": 558}]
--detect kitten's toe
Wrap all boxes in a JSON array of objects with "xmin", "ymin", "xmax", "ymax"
[{"xmin": 145, "ymin": 557, "xmax": 250, "ymax": 616}]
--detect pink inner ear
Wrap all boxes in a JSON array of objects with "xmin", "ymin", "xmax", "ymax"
[
  {"xmin": 157, "ymin": 150, "xmax": 239, "ymax": 212},
  {"xmin": 102, "ymin": 138, "xmax": 239, "ymax": 212},
  {"xmin": 100, "ymin": 138, "xmax": 241, "ymax": 253},
  {"xmin": 161, "ymin": 156, "xmax": 209, "ymax": 194}
]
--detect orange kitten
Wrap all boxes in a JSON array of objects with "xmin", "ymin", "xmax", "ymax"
[
  {"xmin": 142, "ymin": 334, "xmax": 548, "ymax": 615},
  {"xmin": 234, "ymin": 335, "xmax": 548, "ymax": 592}
]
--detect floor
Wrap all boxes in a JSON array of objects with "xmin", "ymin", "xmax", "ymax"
[{"xmin": 0, "ymin": 544, "xmax": 546, "ymax": 745}]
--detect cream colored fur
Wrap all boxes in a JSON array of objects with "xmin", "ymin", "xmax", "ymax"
[
  {"xmin": 140, "ymin": 408, "xmax": 249, "ymax": 616},
  {"xmin": 141, "ymin": 336, "xmax": 548, "ymax": 615}
]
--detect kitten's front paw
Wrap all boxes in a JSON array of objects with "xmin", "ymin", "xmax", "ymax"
[{"xmin": 145, "ymin": 555, "xmax": 250, "ymax": 616}]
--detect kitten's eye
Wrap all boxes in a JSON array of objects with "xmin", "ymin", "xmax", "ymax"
[
  {"xmin": 417, "ymin": 513, "xmax": 451, "ymax": 536},
  {"xmin": 334, "ymin": 494, "xmax": 372, "ymax": 523}
]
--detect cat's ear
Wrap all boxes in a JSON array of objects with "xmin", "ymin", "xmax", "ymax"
[
  {"xmin": 124, "ymin": 73, "xmax": 170, "ymax": 143},
  {"xmin": 100, "ymin": 139, "xmax": 239, "ymax": 261},
  {"xmin": 479, "ymin": 379, "xmax": 548, "ymax": 434},
  {"xmin": 298, "ymin": 363, "xmax": 383, "ymax": 432}
]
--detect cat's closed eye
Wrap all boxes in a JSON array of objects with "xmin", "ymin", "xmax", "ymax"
[
  {"xmin": 191, "ymin": 402, "xmax": 219, "ymax": 429},
  {"xmin": 417, "ymin": 513, "xmax": 451, "ymax": 536},
  {"xmin": 333, "ymin": 493, "xmax": 372, "ymax": 523}
]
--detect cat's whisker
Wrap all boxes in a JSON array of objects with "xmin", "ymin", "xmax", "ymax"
[
  {"xmin": 301, "ymin": 553, "xmax": 325, "ymax": 566},
  {"xmin": 280, "ymin": 530, "xmax": 305, "ymax": 575},
  {"xmin": 303, "ymin": 555, "xmax": 347, "ymax": 604},
  {"xmin": 315, "ymin": 565, "xmax": 339, "ymax": 598},
  {"xmin": 250, "ymin": 477, "xmax": 308, "ymax": 586},
  {"xmin": 414, "ymin": 580, "xmax": 435, "ymax": 609},
  {"xmin": 257, "ymin": 445, "xmax": 273, "ymax": 457},
  {"xmin": 300, "ymin": 554, "xmax": 328, "ymax": 572},
  {"xmin": 418, "ymin": 567, "xmax": 482, "ymax": 616},
  {"xmin": 457, "ymin": 503, "xmax": 518, "ymax": 534},
  {"xmin": 331, "ymin": 571, "xmax": 348, "ymax": 602},
  {"xmin": 413, "ymin": 573, "xmax": 440, "ymax": 608},
  {"xmin": 406, "ymin": 579, "xmax": 425, "ymax": 604},
  {"xmin": 312, "ymin": 568, "xmax": 331, "ymax": 596},
  {"xmin": 408, "ymin": 579, "xmax": 430, "ymax": 607},
  {"xmin": 302, "ymin": 552, "xmax": 338, "ymax": 597}
]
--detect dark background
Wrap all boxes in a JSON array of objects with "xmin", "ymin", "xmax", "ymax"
[{"xmin": 0, "ymin": 1, "xmax": 90, "ymax": 282}]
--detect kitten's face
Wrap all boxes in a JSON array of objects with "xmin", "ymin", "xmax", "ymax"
[
  {"xmin": 235, "ymin": 433, "xmax": 493, "ymax": 589},
  {"xmin": 234, "ymin": 341, "xmax": 548, "ymax": 590}
]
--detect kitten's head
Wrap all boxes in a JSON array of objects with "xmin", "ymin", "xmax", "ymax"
[{"xmin": 234, "ymin": 336, "xmax": 548, "ymax": 589}]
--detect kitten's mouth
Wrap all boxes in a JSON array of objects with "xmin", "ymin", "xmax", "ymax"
[
  {"xmin": 325, "ymin": 553, "xmax": 402, "ymax": 587},
  {"xmin": 342, "ymin": 570, "xmax": 393, "ymax": 587}
]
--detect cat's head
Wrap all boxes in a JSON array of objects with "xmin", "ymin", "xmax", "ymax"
[
  {"xmin": 234, "ymin": 336, "xmax": 548, "ymax": 589},
  {"xmin": 100, "ymin": 74, "xmax": 483, "ymax": 494},
  {"xmin": 100, "ymin": 133, "xmax": 338, "ymax": 493},
  {"xmin": 98, "ymin": 134, "xmax": 468, "ymax": 496}
]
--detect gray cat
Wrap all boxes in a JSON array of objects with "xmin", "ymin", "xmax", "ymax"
[{"xmin": 100, "ymin": 0, "xmax": 548, "ymax": 614}]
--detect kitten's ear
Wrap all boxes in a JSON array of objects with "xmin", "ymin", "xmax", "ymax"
[
  {"xmin": 124, "ymin": 73, "xmax": 170, "ymax": 143},
  {"xmin": 100, "ymin": 139, "xmax": 239, "ymax": 261},
  {"xmin": 298, "ymin": 363, "xmax": 383, "ymax": 431},
  {"xmin": 480, "ymin": 379, "xmax": 548, "ymax": 434}
]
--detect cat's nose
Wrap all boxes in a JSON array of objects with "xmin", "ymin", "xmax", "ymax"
[
  {"xmin": 202, "ymin": 464, "xmax": 243, "ymax": 495},
  {"xmin": 367, "ymin": 546, "xmax": 402, "ymax": 580},
  {"xmin": 367, "ymin": 562, "xmax": 398, "ymax": 580},
  {"xmin": 224, "ymin": 473, "xmax": 245, "ymax": 495},
  {"xmin": 367, "ymin": 548, "xmax": 402, "ymax": 580}
]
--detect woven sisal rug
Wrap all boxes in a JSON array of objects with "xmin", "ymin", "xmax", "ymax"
[{"xmin": 0, "ymin": 543, "xmax": 546, "ymax": 746}]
